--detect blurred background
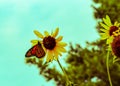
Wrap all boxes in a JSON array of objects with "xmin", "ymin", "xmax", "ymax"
[{"xmin": 0, "ymin": 0, "xmax": 120, "ymax": 86}]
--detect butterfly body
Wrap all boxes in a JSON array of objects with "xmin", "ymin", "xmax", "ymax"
[{"xmin": 25, "ymin": 42, "xmax": 45, "ymax": 58}]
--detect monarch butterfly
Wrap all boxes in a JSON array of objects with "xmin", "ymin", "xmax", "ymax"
[{"xmin": 25, "ymin": 42, "xmax": 45, "ymax": 58}]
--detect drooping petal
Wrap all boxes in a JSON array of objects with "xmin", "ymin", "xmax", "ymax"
[
  {"xmin": 34, "ymin": 30, "xmax": 44, "ymax": 39},
  {"xmin": 53, "ymin": 49, "xmax": 59, "ymax": 60},
  {"xmin": 106, "ymin": 36, "xmax": 114, "ymax": 44},
  {"xmin": 46, "ymin": 50, "xmax": 54, "ymax": 62},
  {"xmin": 100, "ymin": 33, "xmax": 108, "ymax": 40},
  {"xmin": 52, "ymin": 27, "xmax": 59, "ymax": 37},
  {"xmin": 101, "ymin": 35, "xmax": 108, "ymax": 40},
  {"xmin": 44, "ymin": 31, "xmax": 50, "ymax": 37},
  {"xmin": 56, "ymin": 36, "xmax": 63, "ymax": 42},
  {"xmin": 54, "ymin": 47, "xmax": 62, "ymax": 56}
]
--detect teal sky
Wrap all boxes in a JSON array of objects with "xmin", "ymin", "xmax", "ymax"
[{"xmin": 0, "ymin": 0, "xmax": 100, "ymax": 86}]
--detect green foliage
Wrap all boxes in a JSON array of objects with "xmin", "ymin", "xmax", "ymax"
[
  {"xmin": 26, "ymin": 40, "xmax": 120, "ymax": 86},
  {"xmin": 93, "ymin": 0, "xmax": 120, "ymax": 22},
  {"xmin": 25, "ymin": 0, "xmax": 120, "ymax": 86}
]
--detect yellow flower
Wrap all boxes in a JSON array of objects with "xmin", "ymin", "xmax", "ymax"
[
  {"xmin": 31, "ymin": 27, "xmax": 67, "ymax": 62},
  {"xmin": 100, "ymin": 15, "xmax": 120, "ymax": 44}
]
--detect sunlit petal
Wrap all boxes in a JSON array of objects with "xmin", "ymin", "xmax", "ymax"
[
  {"xmin": 106, "ymin": 36, "xmax": 114, "ymax": 44},
  {"xmin": 34, "ymin": 30, "xmax": 44, "ymax": 38},
  {"xmin": 100, "ymin": 28, "xmax": 107, "ymax": 32},
  {"xmin": 44, "ymin": 31, "xmax": 50, "ymax": 37},
  {"xmin": 31, "ymin": 40, "xmax": 38, "ymax": 46},
  {"xmin": 106, "ymin": 15, "xmax": 112, "ymax": 26},
  {"xmin": 57, "ymin": 47, "xmax": 67, "ymax": 53},
  {"xmin": 56, "ymin": 36, "xmax": 63, "ymax": 42},
  {"xmin": 100, "ymin": 23, "xmax": 109, "ymax": 30},
  {"xmin": 53, "ymin": 49, "xmax": 59, "ymax": 60},
  {"xmin": 46, "ymin": 50, "xmax": 53, "ymax": 62},
  {"xmin": 52, "ymin": 27, "xmax": 59, "ymax": 37},
  {"xmin": 56, "ymin": 42, "xmax": 67, "ymax": 47}
]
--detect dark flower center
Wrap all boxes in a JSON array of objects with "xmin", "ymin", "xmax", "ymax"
[
  {"xmin": 43, "ymin": 36, "xmax": 56, "ymax": 50},
  {"xmin": 112, "ymin": 35, "xmax": 120, "ymax": 57},
  {"xmin": 109, "ymin": 26, "xmax": 118, "ymax": 36}
]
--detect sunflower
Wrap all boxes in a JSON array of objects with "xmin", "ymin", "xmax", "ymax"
[
  {"xmin": 31, "ymin": 27, "xmax": 67, "ymax": 62},
  {"xmin": 100, "ymin": 15, "xmax": 120, "ymax": 45}
]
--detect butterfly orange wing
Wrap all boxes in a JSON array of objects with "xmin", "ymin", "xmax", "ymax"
[
  {"xmin": 35, "ymin": 42, "xmax": 45, "ymax": 58},
  {"xmin": 25, "ymin": 42, "xmax": 45, "ymax": 58}
]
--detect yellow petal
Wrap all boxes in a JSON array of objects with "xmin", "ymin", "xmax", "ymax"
[
  {"xmin": 114, "ymin": 21, "xmax": 118, "ymax": 26},
  {"xmin": 53, "ymin": 49, "xmax": 59, "ymax": 60},
  {"xmin": 100, "ymin": 35, "xmax": 108, "ymax": 40},
  {"xmin": 99, "ymin": 33, "xmax": 106, "ymax": 36},
  {"xmin": 34, "ymin": 30, "xmax": 44, "ymax": 39},
  {"xmin": 57, "ymin": 47, "xmax": 67, "ymax": 53},
  {"xmin": 117, "ymin": 23, "xmax": 120, "ymax": 27},
  {"xmin": 100, "ymin": 23, "xmax": 109, "ymax": 30},
  {"xmin": 52, "ymin": 27, "xmax": 59, "ymax": 37},
  {"xmin": 100, "ymin": 32, "xmax": 109, "ymax": 36},
  {"xmin": 105, "ymin": 15, "xmax": 112, "ymax": 26},
  {"xmin": 100, "ymin": 28, "xmax": 107, "ymax": 32},
  {"xmin": 106, "ymin": 36, "xmax": 114, "ymax": 44},
  {"xmin": 44, "ymin": 31, "xmax": 49, "ymax": 37},
  {"xmin": 103, "ymin": 18, "xmax": 108, "ymax": 26},
  {"xmin": 56, "ymin": 36, "xmax": 63, "ymax": 42},
  {"xmin": 46, "ymin": 50, "xmax": 54, "ymax": 62},
  {"xmin": 56, "ymin": 42, "xmax": 67, "ymax": 47},
  {"xmin": 54, "ymin": 47, "xmax": 62, "ymax": 56},
  {"xmin": 100, "ymin": 33, "xmax": 108, "ymax": 40},
  {"xmin": 31, "ymin": 40, "xmax": 38, "ymax": 46},
  {"xmin": 114, "ymin": 21, "xmax": 120, "ymax": 27},
  {"xmin": 31, "ymin": 40, "xmax": 38, "ymax": 43}
]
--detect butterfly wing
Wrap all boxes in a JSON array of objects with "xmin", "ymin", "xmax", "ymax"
[
  {"xmin": 25, "ymin": 44, "xmax": 38, "ymax": 57},
  {"xmin": 25, "ymin": 42, "xmax": 45, "ymax": 58},
  {"xmin": 35, "ymin": 42, "xmax": 45, "ymax": 58}
]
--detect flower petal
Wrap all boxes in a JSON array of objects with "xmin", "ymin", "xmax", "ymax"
[
  {"xmin": 34, "ymin": 30, "xmax": 44, "ymax": 39},
  {"xmin": 100, "ymin": 23, "xmax": 109, "ymax": 30},
  {"xmin": 100, "ymin": 33, "xmax": 108, "ymax": 40},
  {"xmin": 106, "ymin": 36, "xmax": 114, "ymax": 44},
  {"xmin": 44, "ymin": 31, "xmax": 50, "ymax": 37},
  {"xmin": 100, "ymin": 28, "xmax": 107, "ymax": 32},
  {"xmin": 46, "ymin": 50, "xmax": 54, "ymax": 62},
  {"xmin": 114, "ymin": 21, "xmax": 118, "ymax": 26},
  {"xmin": 56, "ymin": 42, "xmax": 67, "ymax": 47},
  {"xmin": 57, "ymin": 47, "xmax": 67, "ymax": 53},
  {"xmin": 31, "ymin": 40, "xmax": 38, "ymax": 46},
  {"xmin": 53, "ymin": 49, "xmax": 59, "ymax": 60},
  {"xmin": 52, "ymin": 27, "xmax": 59, "ymax": 37},
  {"xmin": 114, "ymin": 21, "xmax": 120, "ymax": 27},
  {"xmin": 54, "ymin": 47, "xmax": 62, "ymax": 56},
  {"xmin": 101, "ymin": 35, "xmax": 108, "ymax": 40},
  {"xmin": 56, "ymin": 36, "xmax": 63, "ymax": 42},
  {"xmin": 105, "ymin": 15, "xmax": 112, "ymax": 26}
]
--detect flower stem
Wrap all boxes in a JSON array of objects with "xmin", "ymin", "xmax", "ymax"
[
  {"xmin": 57, "ymin": 59, "xmax": 71, "ymax": 86},
  {"xmin": 106, "ymin": 51, "xmax": 113, "ymax": 86}
]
